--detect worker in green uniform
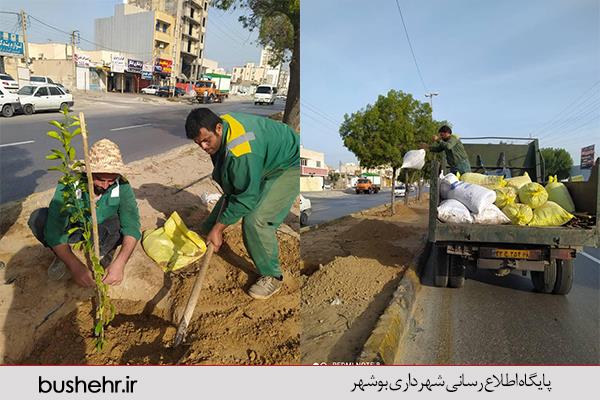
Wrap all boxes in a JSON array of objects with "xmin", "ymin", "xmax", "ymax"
[
  {"xmin": 28, "ymin": 139, "xmax": 141, "ymax": 287},
  {"xmin": 185, "ymin": 108, "xmax": 300, "ymax": 300},
  {"xmin": 429, "ymin": 125, "xmax": 471, "ymax": 174}
]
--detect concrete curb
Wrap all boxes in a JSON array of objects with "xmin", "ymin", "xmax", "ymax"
[{"xmin": 357, "ymin": 267, "xmax": 420, "ymax": 365}]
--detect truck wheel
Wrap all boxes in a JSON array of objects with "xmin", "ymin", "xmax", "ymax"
[
  {"xmin": 429, "ymin": 245, "xmax": 449, "ymax": 287},
  {"xmin": 448, "ymin": 255, "xmax": 465, "ymax": 288},
  {"xmin": 300, "ymin": 211, "xmax": 309, "ymax": 226},
  {"xmin": 2, "ymin": 104, "xmax": 14, "ymax": 117},
  {"xmin": 531, "ymin": 261, "xmax": 557, "ymax": 293},
  {"xmin": 23, "ymin": 104, "xmax": 34, "ymax": 115},
  {"xmin": 552, "ymin": 259, "xmax": 573, "ymax": 295}
]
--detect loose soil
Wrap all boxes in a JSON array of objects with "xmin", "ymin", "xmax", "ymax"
[
  {"xmin": 300, "ymin": 199, "xmax": 429, "ymax": 364},
  {"xmin": 0, "ymin": 143, "xmax": 300, "ymax": 365}
]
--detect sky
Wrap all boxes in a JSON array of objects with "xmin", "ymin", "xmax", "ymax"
[
  {"xmin": 0, "ymin": 0, "xmax": 261, "ymax": 70},
  {"xmin": 301, "ymin": 0, "xmax": 600, "ymax": 168}
]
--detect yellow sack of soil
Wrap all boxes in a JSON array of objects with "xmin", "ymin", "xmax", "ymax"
[
  {"xmin": 502, "ymin": 203, "xmax": 533, "ymax": 225},
  {"xmin": 142, "ymin": 211, "xmax": 207, "ymax": 272},
  {"xmin": 460, "ymin": 172, "xmax": 507, "ymax": 189},
  {"xmin": 529, "ymin": 201, "xmax": 574, "ymax": 227},
  {"xmin": 545, "ymin": 176, "xmax": 575, "ymax": 213},
  {"xmin": 494, "ymin": 187, "xmax": 517, "ymax": 208},
  {"xmin": 518, "ymin": 182, "xmax": 548, "ymax": 209},
  {"xmin": 505, "ymin": 172, "xmax": 531, "ymax": 189}
]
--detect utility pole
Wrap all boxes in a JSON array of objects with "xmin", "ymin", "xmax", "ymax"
[
  {"xmin": 170, "ymin": 0, "xmax": 184, "ymax": 97},
  {"xmin": 70, "ymin": 30, "xmax": 79, "ymax": 90},
  {"xmin": 425, "ymin": 92, "xmax": 438, "ymax": 112},
  {"xmin": 20, "ymin": 10, "xmax": 30, "ymax": 65}
]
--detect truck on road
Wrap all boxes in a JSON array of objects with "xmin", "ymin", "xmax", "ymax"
[{"xmin": 427, "ymin": 138, "xmax": 599, "ymax": 295}]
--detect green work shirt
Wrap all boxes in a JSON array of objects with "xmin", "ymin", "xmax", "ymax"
[
  {"xmin": 206, "ymin": 112, "xmax": 300, "ymax": 227},
  {"xmin": 430, "ymin": 134, "xmax": 471, "ymax": 173},
  {"xmin": 44, "ymin": 178, "xmax": 141, "ymax": 247}
]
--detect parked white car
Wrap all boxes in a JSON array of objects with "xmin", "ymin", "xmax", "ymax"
[
  {"xmin": 394, "ymin": 183, "xmax": 406, "ymax": 197},
  {"xmin": 0, "ymin": 73, "xmax": 19, "ymax": 93},
  {"xmin": 0, "ymin": 85, "xmax": 21, "ymax": 117},
  {"xmin": 29, "ymin": 75, "xmax": 57, "ymax": 86},
  {"xmin": 17, "ymin": 85, "xmax": 74, "ymax": 115},
  {"xmin": 141, "ymin": 85, "xmax": 159, "ymax": 95},
  {"xmin": 254, "ymin": 84, "xmax": 277, "ymax": 105},
  {"xmin": 299, "ymin": 194, "xmax": 312, "ymax": 226}
]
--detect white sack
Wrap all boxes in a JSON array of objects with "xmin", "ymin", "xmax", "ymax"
[
  {"xmin": 200, "ymin": 192, "xmax": 221, "ymax": 207},
  {"xmin": 437, "ymin": 199, "xmax": 473, "ymax": 224},
  {"xmin": 472, "ymin": 204, "xmax": 511, "ymax": 225},
  {"xmin": 439, "ymin": 173, "xmax": 459, "ymax": 199},
  {"xmin": 447, "ymin": 181, "xmax": 496, "ymax": 214},
  {"xmin": 401, "ymin": 149, "xmax": 426, "ymax": 170}
]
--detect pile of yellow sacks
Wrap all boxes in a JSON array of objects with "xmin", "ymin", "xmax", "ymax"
[{"xmin": 459, "ymin": 172, "xmax": 575, "ymax": 226}]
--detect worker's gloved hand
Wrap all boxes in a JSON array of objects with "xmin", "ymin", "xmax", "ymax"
[{"xmin": 432, "ymin": 135, "xmax": 439, "ymax": 142}]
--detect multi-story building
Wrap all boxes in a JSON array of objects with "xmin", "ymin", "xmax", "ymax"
[
  {"xmin": 300, "ymin": 146, "xmax": 329, "ymax": 192},
  {"xmin": 128, "ymin": 0, "xmax": 209, "ymax": 79}
]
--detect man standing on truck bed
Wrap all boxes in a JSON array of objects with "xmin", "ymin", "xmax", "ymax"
[
  {"xmin": 185, "ymin": 108, "xmax": 300, "ymax": 300},
  {"xmin": 429, "ymin": 125, "xmax": 471, "ymax": 174}
]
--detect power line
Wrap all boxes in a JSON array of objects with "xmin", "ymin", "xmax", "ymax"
[
  {"xmin": 301, "ymin": 101, "xmax": 340, "ymax": 127},
  {"xmin": 527, "ymin": 80, "xmax": 600, "ymax": 139},
  {"xmin": 394, "ymin": 0, "xmax": 428, "ymax": 91},
  {"xmin": 538, "ymin": 97, "xmax": 600, "ymax": 140}
]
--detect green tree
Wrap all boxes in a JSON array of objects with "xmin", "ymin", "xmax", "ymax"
[
  {"xmin": 541, "ymin": 147, "xmax": 573, "ymax": 180},
  {"xmin": 328, "ymin": 171, "xmax": 340, "ymax": 187},
  {"xmin": 339, "ymin": 90, "xmax": 438, "ymax": 213},
  {"xmin": 213, "ymin": 0, "xmax": 299, "ymax": 131}
]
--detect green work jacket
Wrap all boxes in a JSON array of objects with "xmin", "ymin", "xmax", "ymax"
[
  {"xmin": 206, "ymin": 112, "xmax": 300, "ymax": 227},
  {"xmin": 44, "ymin": 177, "xmax": 141, "ymax": 247},
  {"xmin": 430, "ymin": 134, "xmax": 471, "ymax": 173}
]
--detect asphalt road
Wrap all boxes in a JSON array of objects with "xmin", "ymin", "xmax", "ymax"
[
  {"xmin": 304, "ymin": 188, "xmax": 425, "ymax": 225},
  {"xmin": 0, "ymin": 98, "xmax": 284, "ymax": 204},
  {"xmin": 397, "ymin": 246, "xmax": 600, "ymax": 364}
]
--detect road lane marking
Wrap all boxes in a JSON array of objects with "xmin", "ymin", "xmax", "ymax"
[
  {"xmin": 580, "ymin": 251, "xmax": 600, "ymax": 265},
  {"xmin": 109, "ymin": 123, "xmax": 152, "ymax": 131},
  {"xmin": 0, "ymin": 140, "xmax": 35, "ymax": 148}
]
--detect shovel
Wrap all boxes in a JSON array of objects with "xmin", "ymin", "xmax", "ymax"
[{"xmin": 173, "ymin": 242, "xmax": 215, "ymax": 346}]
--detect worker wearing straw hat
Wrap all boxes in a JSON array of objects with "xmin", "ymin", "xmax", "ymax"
[{"xmin": 28, "ymin": 139, "xmax": 141, "ymax": 288}]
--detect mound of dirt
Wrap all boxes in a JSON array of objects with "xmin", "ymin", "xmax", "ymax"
[
  {"xmin": 1, "ymin": 143, "xmax": 300, "ymax": 365},
  {"xmin": 300, "ymin": 200, "xmax": 429, "ymax": 363}
]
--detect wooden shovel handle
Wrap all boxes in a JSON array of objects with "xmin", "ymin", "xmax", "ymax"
[{"xmin": 174, "ymin": 242, "xmax": 214, "ymax": 345}]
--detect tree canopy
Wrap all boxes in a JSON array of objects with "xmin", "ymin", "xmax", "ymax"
[
  {"xmin": 213, "ymin": 0, "xmax": 299, "ymax": 130},
  {"xmin": 541, "ymin": 147, "xmax": 573, "ymax": 180}
]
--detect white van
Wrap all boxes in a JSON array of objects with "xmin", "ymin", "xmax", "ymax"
[{"xmin": 254, "ymin": 84, "xmax": 277, "ymax": 105}]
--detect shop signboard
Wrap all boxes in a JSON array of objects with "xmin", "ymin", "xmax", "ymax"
[
  {"xmin": 580, "ymin": 145, "xmax": 595, "ymax": 169},
  {"xmin": 141, "ymin": 63, "xmax": 153, "ymax": 80},
  {"xmin": 127, "ymin": 58, "xmax": 143, "ymax": 73},
  {"xmin": 111, "ymin": 55, "xmax": 126, "ymax": 73},
  {"xmin": 154, "ymin": 58, "xmax": 172, "ymax": 74},
  {"xmin": 0, "ymin": 31, "xmax": 24, "ymax": 57}
]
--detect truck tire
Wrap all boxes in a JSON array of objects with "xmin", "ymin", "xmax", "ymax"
[
  {"xmin": 355, "ymin": 189, "xmax": 360, "ymax": 194},
  {"xmin": 300, "ymin": 211, "xmax": 309, "ymax": 227},
  {"xmin": 430, "ymin": 245, "xmax": 449, "ymax": 287},
  {"xmin": 552, "ymin": 259, "xmax": 573, "ymax": 295},
  {"xmin": 530, "ymin": 261, "xmax": 557, "ymax": 293},
  {"xmin": 2, "ymin": 104, "xmax": 14, "ymax": 117},
  {"xmin": 448, "ymin": 255, "xmax": 466, "ymax": 288}
]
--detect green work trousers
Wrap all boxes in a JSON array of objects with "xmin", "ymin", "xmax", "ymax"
[{"xmin": 242, "ymin": 167, "xmax": 299, "ymax": 277}]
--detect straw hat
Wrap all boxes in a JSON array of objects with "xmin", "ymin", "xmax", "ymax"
[{"xmin": 84, "ymin": 138, "xmax": 132, "ymax": 175}]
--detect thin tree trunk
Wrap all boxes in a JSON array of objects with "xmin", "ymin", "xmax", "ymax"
[
  {"xmin": 283, "ymin": 24, "xmax": 300, "ymax": 131},
  {"xmin": 390, "ymin": 167, "xmax": 397, "ymax": 216}
]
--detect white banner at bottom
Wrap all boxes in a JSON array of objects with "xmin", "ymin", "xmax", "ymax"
[{"xmin": 0, "ymin": 365, "xmax": 597, "ymax": 399}]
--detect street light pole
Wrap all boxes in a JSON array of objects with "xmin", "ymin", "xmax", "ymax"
[{"xmin": 425, "ymin": 92, "xmax": 439, "ymax": 112}]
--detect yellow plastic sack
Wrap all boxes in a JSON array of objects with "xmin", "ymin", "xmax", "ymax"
[
  {"xmin": 570, "ymin": 175, "xmax": 584, "ymax": 182},
  {"xmin": 494, "ymin": 187, "xmax": 517, "ymax": 208},
  {"xmin": 502, "ymin": 203, "xmax": 533, "ymax": 225},
  {"xmin": 518, "ymin": 182, "xmax": 548, "ymax": 209},
  {"xmin": 505, "ymin": 172, "xmax": 531, "ymax": 189},
  {"xmin": 142, "ymin": 211, "xmax": 207, "ymax": 272},
  {"xmin": 545, "ymin": 176, "xmax": 575, "ymax": 213},
  {"xmin": 529, "ymin": 201, "xmax": 574, "ymax": 227},
  {"xmin": 460, "ymin": 172, "xmax": 506, "ymax": 189}
]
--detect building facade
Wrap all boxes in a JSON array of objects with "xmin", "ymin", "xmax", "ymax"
[{"xmin": 300, "ymin": 146, "xmax": 329, "ymax": 192}]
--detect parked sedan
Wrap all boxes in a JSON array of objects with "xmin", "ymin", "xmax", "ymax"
[
  {"xmin": 17, "ymin": 85, "xmax": 74, "ymax": 114},
  {"xmin": 156, "ymin": 86, "xmax": 185, "ymax": 97},
  {"xmin": 141, "ymin": 85, "xmax": 159, "ymax": 95},
  {"xmin": 0, "ymin": 73, "xmax": 19, "ymax": 92}
]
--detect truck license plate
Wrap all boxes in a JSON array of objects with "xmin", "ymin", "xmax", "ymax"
[{"xmin": 495, "ymin": 249, "xmax": 530, "ymax": 259}]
